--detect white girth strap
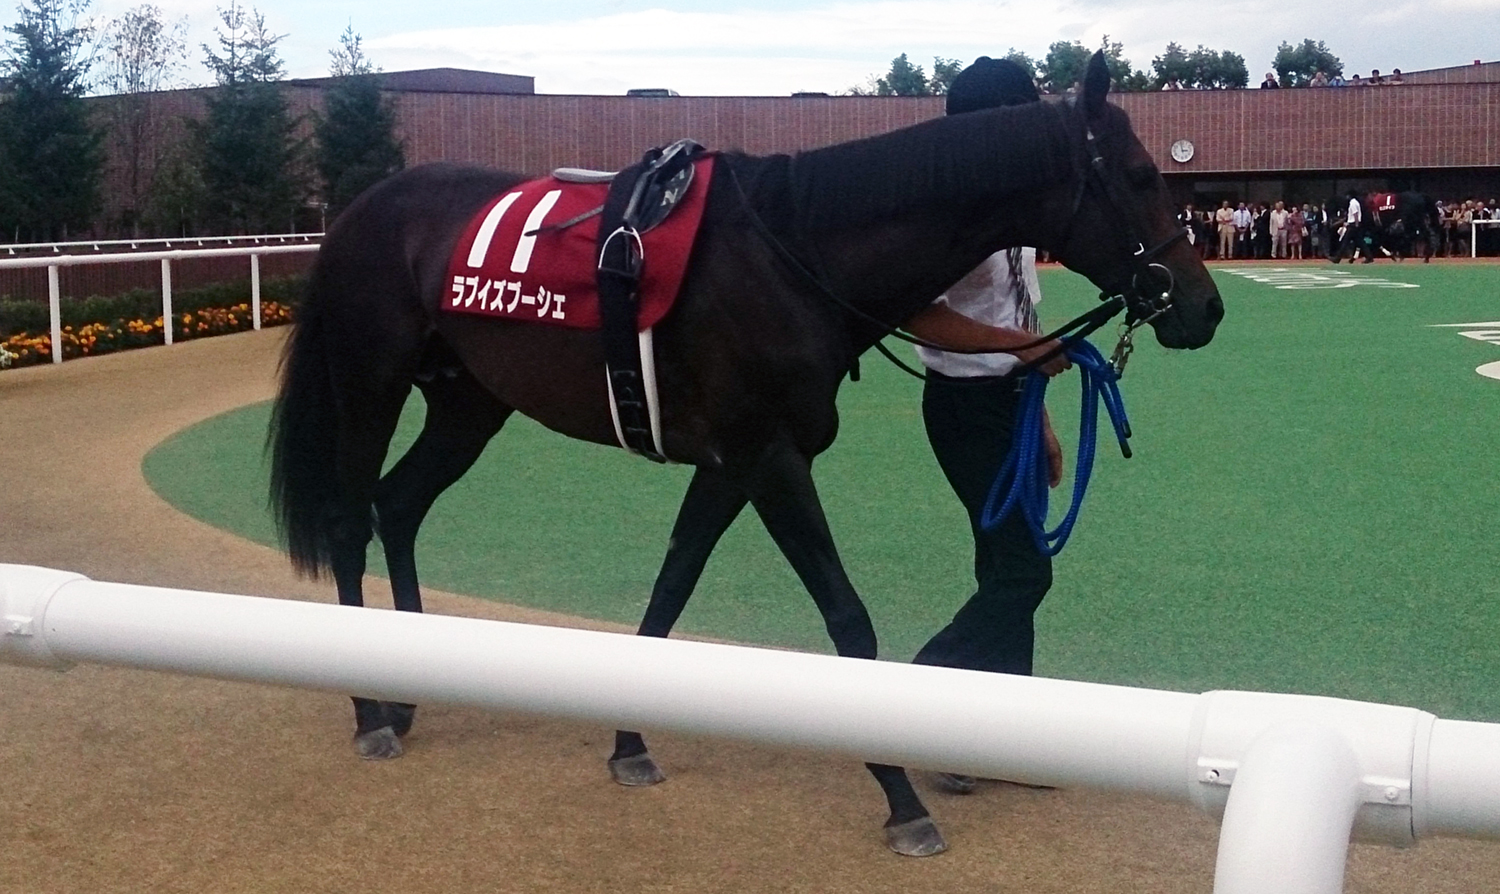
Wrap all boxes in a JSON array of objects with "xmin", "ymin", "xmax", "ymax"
[{"xmin": 605, "ymin": 328, "xmax": 669, "ymax": 461}]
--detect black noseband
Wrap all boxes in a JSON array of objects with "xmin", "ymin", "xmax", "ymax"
[{"xmin": 1061, "ymin": 117, "xmax": 1189, "ymax": 326}]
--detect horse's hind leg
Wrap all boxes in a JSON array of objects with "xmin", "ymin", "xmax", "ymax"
[
  {"xmin": 324, "ymin": 376, "xmax": 414, "ymax": 760},
  {"xmin": 366, "ymin": 368, "xmax": 513, "ymax": 753},
  {"xmin": 610, "ymin": 468, "xmax": 748, "ymax": 785},
  {"xmin": 738, "ymin": 436, "xmax": 942, "ymax": 857}
]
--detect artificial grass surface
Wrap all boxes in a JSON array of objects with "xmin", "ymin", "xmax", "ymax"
[{"xmin": 144, "ymin": 262, "xmax": 1500, "ymax": 721}]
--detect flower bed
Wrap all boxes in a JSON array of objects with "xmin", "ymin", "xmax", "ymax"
[{"xmin": 0, "ymin": 301, "xmax": 293, "ymax": 368}]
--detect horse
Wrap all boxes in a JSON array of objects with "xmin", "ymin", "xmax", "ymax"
[
  {"xmin": 1376, "ymin": 192, "xmax": 1442, "ymax": 262},
  {"xmin": 1332, "ymin": 191, "xmax": 1441, "ymax": 263},
  {"xmin": 267, "ymin": 52, "xmax": 1223, "ymax": 857}
]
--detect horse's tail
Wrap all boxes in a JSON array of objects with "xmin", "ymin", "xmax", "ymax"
[{"xmin": 268, "ymin": 277, "xmax": 341, "ymax": 578}]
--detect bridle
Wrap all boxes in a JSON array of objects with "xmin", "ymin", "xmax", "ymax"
[
  {"xmin": 1059, "ymin": 108, "xmax": 1189, "ymax": 374},
  {"xmin": 723, "ymin": 100, "xmax": 1191, "ymax": 379}
]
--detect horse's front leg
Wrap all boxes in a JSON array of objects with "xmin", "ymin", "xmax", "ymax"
[
  {"xmin": 738, "ymin": 436, "xmax": 944, "ymax": 858},
  {"xmin": 611, "ymin": 468, "xmax": 749, "ymax": 785}
]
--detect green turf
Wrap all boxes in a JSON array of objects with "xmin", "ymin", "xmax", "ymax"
[{"xmin": 143, "ymin": 262, "xmax": 1500, "ymax": 721}]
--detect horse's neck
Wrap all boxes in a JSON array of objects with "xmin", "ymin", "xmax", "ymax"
[
  {"xmin": 809, "ymin": 187, "xmax": 1059, "ymax": 347},
  {"xmin": 786, "ymin": 102, "xmax": 1074, "ymax": 345}
]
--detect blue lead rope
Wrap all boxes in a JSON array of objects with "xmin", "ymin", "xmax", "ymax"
[{"xmin": 978, "ymin": 339, "xmax": 1132, "ymax": 557}]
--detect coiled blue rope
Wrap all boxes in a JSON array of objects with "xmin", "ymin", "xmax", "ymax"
[{"xmin": 978, "ymin": 339, "xmax": 1132, "ymax": 557}]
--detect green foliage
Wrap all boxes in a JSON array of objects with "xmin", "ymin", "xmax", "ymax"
[
  {"xmin": 1185, "ymin": 45, "xmax": 1249, "ymax": 89},
  {"xmin": 99, "ymin": 4, "xmax": 188, "ymax": 235},
  {"xmin": 875, "ymin": 53, "xmax": 929, "ymax": 96},
  {"xmin": 0, "ymin": 274, "xmax": 305, "ymax": 334},
  {"xmin": 1273, "ymin": 39, "xmax": 1343, "ymax": 87},
  {"xmin": 928, "ymin": 56, "xmax": 962, "ymax": 95},
  {"xmin": 0, "ymin": 0, "xmax": 104, "ymax": 241},
  {"xmin": 1153, "ymin": 42, "xmax": 1250, "ymax": 89},
  {"xmin": 191, "ymin": 3, "xmax": 307, "ymax": 234},
  {"xmin": 1098, "ymin": 35, "xmax": 1152, "ymax": 92},
  {"xmin": 141, "ymin": 141, "xmax": 207, "ymax": 237},
  {"xmin": 847, "ymin": 53, "xmax": 974, "ymax": 97},
  {"xmin": 1001, "ymin": 48, "xmax": 1039, "ymax": 83},
  {"xmin": 1152, "ymin": 42, "xmax": 1193, "ymax": 87},
  {"xmin": 315, "ymin": 27, "xmax": 404, "ymax": 215},
  {"xmin": 1039, "ymin": 40, "xmax": 1091, "ymax": 94}
]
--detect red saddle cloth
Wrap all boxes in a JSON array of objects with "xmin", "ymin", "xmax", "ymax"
[
  {"xmin": 442, "ymin": 156, "xmax": 715, "ymax": 330},
  {"xmin": 1372, "ymin": 192, "xmax": 1398, "ymax": 213}
]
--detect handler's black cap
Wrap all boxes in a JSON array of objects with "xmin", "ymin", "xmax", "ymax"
[{"xmin": 946, "ymin": 56, "xmax": 1041, "ymax": 115}]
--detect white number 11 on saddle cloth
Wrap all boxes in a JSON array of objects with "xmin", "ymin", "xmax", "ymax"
[{"xmin": 442, "ymin": 156, "xmax": 716, "ymax": 331}]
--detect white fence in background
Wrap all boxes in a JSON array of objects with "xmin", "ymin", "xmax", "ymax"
[
  {"xmin": 2, "ymin": 564, "xmax": 1497, "ymax": 893},
  {"xmin": 1472, "ymin": 219, "xmax": 1500, "ymax": 258},
  {"xmin": 0, "ymin": 235, "xmax": 322, "ymax": 364}
]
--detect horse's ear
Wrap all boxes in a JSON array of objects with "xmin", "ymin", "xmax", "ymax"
[{"xmin": 1082, "ymin": 50, "xmax": 1110, "ymax": 120}]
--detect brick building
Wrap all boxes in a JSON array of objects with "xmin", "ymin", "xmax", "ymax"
[{"xmin": 91, "ymin": 58, "xmax": 1500, "ymax": 235}]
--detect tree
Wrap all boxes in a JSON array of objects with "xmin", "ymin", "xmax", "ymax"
[
  {"xmin": 1038, "ymin": 40, "xmax": 1091, "ymax": 93},
  {"xmin": 1152, "ymin": 42, "xmax": 1192, "ymax": 87},
  {"xmin": 192, "ymin": 2, "xmax": 307, "ymax": 234},
  {"xmin": 1186, "ymin": 45, "xmax": 1249, "ymax": 89},
  {"xmin": 315, "ymin": 26, "xmax": 404, "ymax": 216},
  {"xmin": 1273, "ymin": 39, "xmax": 1343, "ymax": 87},
  {"xmin": 1098, "ymin": 35, "xmax": 1151, "ymax": 92},
  {"xmin": 875, "ymin": 53, "xmax": 928, "ymax": 96},
  {"xmin": 1001, "ymin": 48, "xmax": 1039, "ymax": 84},
  {"xmin": 928, "ymin": 56, "xmax": 961, "ymax": 95},
  {"xmin": 0, "ymin": 0, "xmax": 104, "ymax": 241},
  {"xmin": 98, "ymin": 4, "xmax": 187, "ymax": 235}
]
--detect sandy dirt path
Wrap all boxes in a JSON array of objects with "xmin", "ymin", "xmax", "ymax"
[{"xmin": 1, "ymin": 329, "xmax": 1495, "ymax": 893}]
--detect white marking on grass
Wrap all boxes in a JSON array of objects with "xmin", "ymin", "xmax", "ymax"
[{"xmin": 1221, "ymin": 267, "xmax": 1419, "ymax": 290}]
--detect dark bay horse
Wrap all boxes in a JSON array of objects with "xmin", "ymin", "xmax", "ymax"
[
  {"xmin": 268, "ymin": 53, "xmax": 1222, "ymax": 856},
  {"xmin": 1333, "ymin": 191, "xmax": 1441, "ymax": 262}
]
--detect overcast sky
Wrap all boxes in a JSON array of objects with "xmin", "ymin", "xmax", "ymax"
[{"xmin": 75, "ymin": 0, "xmax": 1500, "ymax": 96}]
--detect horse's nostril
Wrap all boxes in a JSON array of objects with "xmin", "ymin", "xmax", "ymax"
[{"xmin": 1206, "ymin": 294, "xmax": 1225, "ymax": 325}]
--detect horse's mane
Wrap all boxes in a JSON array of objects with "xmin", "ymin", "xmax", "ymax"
[{"xmin": 754, "ymin": 99, "xmax": 1075, "ymax": 232}]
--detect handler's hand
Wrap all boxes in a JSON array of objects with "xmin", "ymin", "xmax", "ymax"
[
  {"xmin": 1015, "ymin": 339, "xmax": 1072, "ymax": 377},
  {"xmin": 1043, "ymin": 412, "xmax": 1065, "ymax": 488}
]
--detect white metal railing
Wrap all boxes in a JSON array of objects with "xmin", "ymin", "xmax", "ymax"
[
  {"xmin": 1470, "ymin": 219, "xmax": 1500, "ymax": 258},
  {"xmin": 1, "ymin": 233, "xmax": 321, "ymax": 256},
  {"xmin": 2, "ymin": 563, "xmax": 1497, "ymax": 893},
  {"xmin": 0, "ymin": 239, "xmax": 321, "ymax": 363}
]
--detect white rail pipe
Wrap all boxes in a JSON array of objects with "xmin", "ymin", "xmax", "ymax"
[
  {"xmin": 1472, "ymin": 219, "xmax": 1500, "ymax": 259},
  {"xmin": 1, "ymin": 233, "xmax": 322, "ymax": 255},
  {"xmin": 2, "ymin": 564, "xmax": 1498, "ymax": 893},
  {"xmin": 0, "ymin": 244, "xmax": 319, "ymax": 362}
]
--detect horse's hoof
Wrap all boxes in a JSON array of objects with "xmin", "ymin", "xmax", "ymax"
[
  {"xmin": 608, "ymin": 752, "xmax": 666, "ymax": 786},
  {"xmin": 884, "ymin": 816, "xmax": 948, "ymax": 857},
  {"xmin": 354, "ymin": 726, "xmax": 404, "ymax": 760},
  {"xmin": 387, "ymin": 702, "xmax": 417, "ymax": 738},
  {"xmin": 932, "ymin": 772, "xmax": 978, "ymax": 795}
]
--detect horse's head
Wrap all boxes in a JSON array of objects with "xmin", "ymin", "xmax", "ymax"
[{"xmin": 1047, "ymin": 52, "xmax": 1223, "ymax": 350}]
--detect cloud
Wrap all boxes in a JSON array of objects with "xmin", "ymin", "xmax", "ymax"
[{"xmin": 80, "ymin": 0, "xmax": 1500, "ymax": 95}]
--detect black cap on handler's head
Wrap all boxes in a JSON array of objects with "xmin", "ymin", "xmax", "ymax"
[{"xmin": 945, "ymin": 56, "xmax": 1041, "ymax": 115}]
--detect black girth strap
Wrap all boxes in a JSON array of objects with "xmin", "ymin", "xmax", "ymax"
[{"xmin": 595, "ymin": 138, "xmax": 705, "ymax": 462}]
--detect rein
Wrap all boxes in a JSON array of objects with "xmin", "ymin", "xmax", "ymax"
[
  {"xmin": 721, "ymin": 105, "xmax": 1183, "ymax": 382},
  {"xmin": 980, "ymin": 339, "xmax": 1131, "ymax": 556}
]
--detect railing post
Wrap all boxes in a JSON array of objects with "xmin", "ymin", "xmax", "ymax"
[
  {"xmin": 251, "ymin": 253, "xmax": 261, "ymax": 331},
  {"xmin": 161, "ymin": 257, "xmax": 173, "ymax": 346},
  {"xmin": 47, "ymin": 264, "xmax": 62, "ymax": 364},
  {"xmin": 1473, "ymin": 221, "xmax": 1478, "ymax": 259}
]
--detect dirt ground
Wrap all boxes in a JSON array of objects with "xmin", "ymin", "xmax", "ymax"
[{"xmin": 1, "ymin": 328, "xmax": 1495, "ymax": 893}]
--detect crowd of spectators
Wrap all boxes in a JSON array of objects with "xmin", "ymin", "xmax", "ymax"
[
  {"xmin": 1160, "ymin": 67, "xmax": 1408, "ymax": 90},
  {"xmin": 1176, "ymin": 198, "xmax": 1500, "ymax": 260}
]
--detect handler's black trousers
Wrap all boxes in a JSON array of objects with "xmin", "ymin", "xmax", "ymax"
[{"xmin": 913, "ymin": 373, "xmax": 1053, "ymax": 676}]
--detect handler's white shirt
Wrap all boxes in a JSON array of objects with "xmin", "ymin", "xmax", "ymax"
[
  {"xmin": 915, "ymin": 247, "xmax": 1040, "ymax": 378},
  {"xmin": 1347, "ymin": 197, "xmax": 1362, "ymax": 225}
]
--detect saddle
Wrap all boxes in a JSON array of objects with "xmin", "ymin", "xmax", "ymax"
[{"xmin": 595, "ymin": 138, "xmax": 707, "ymax": 463}]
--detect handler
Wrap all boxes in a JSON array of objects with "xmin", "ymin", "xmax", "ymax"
[{"xmin": 899, "ymin": 57, "xmax": 1070, "ymax": 793}]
